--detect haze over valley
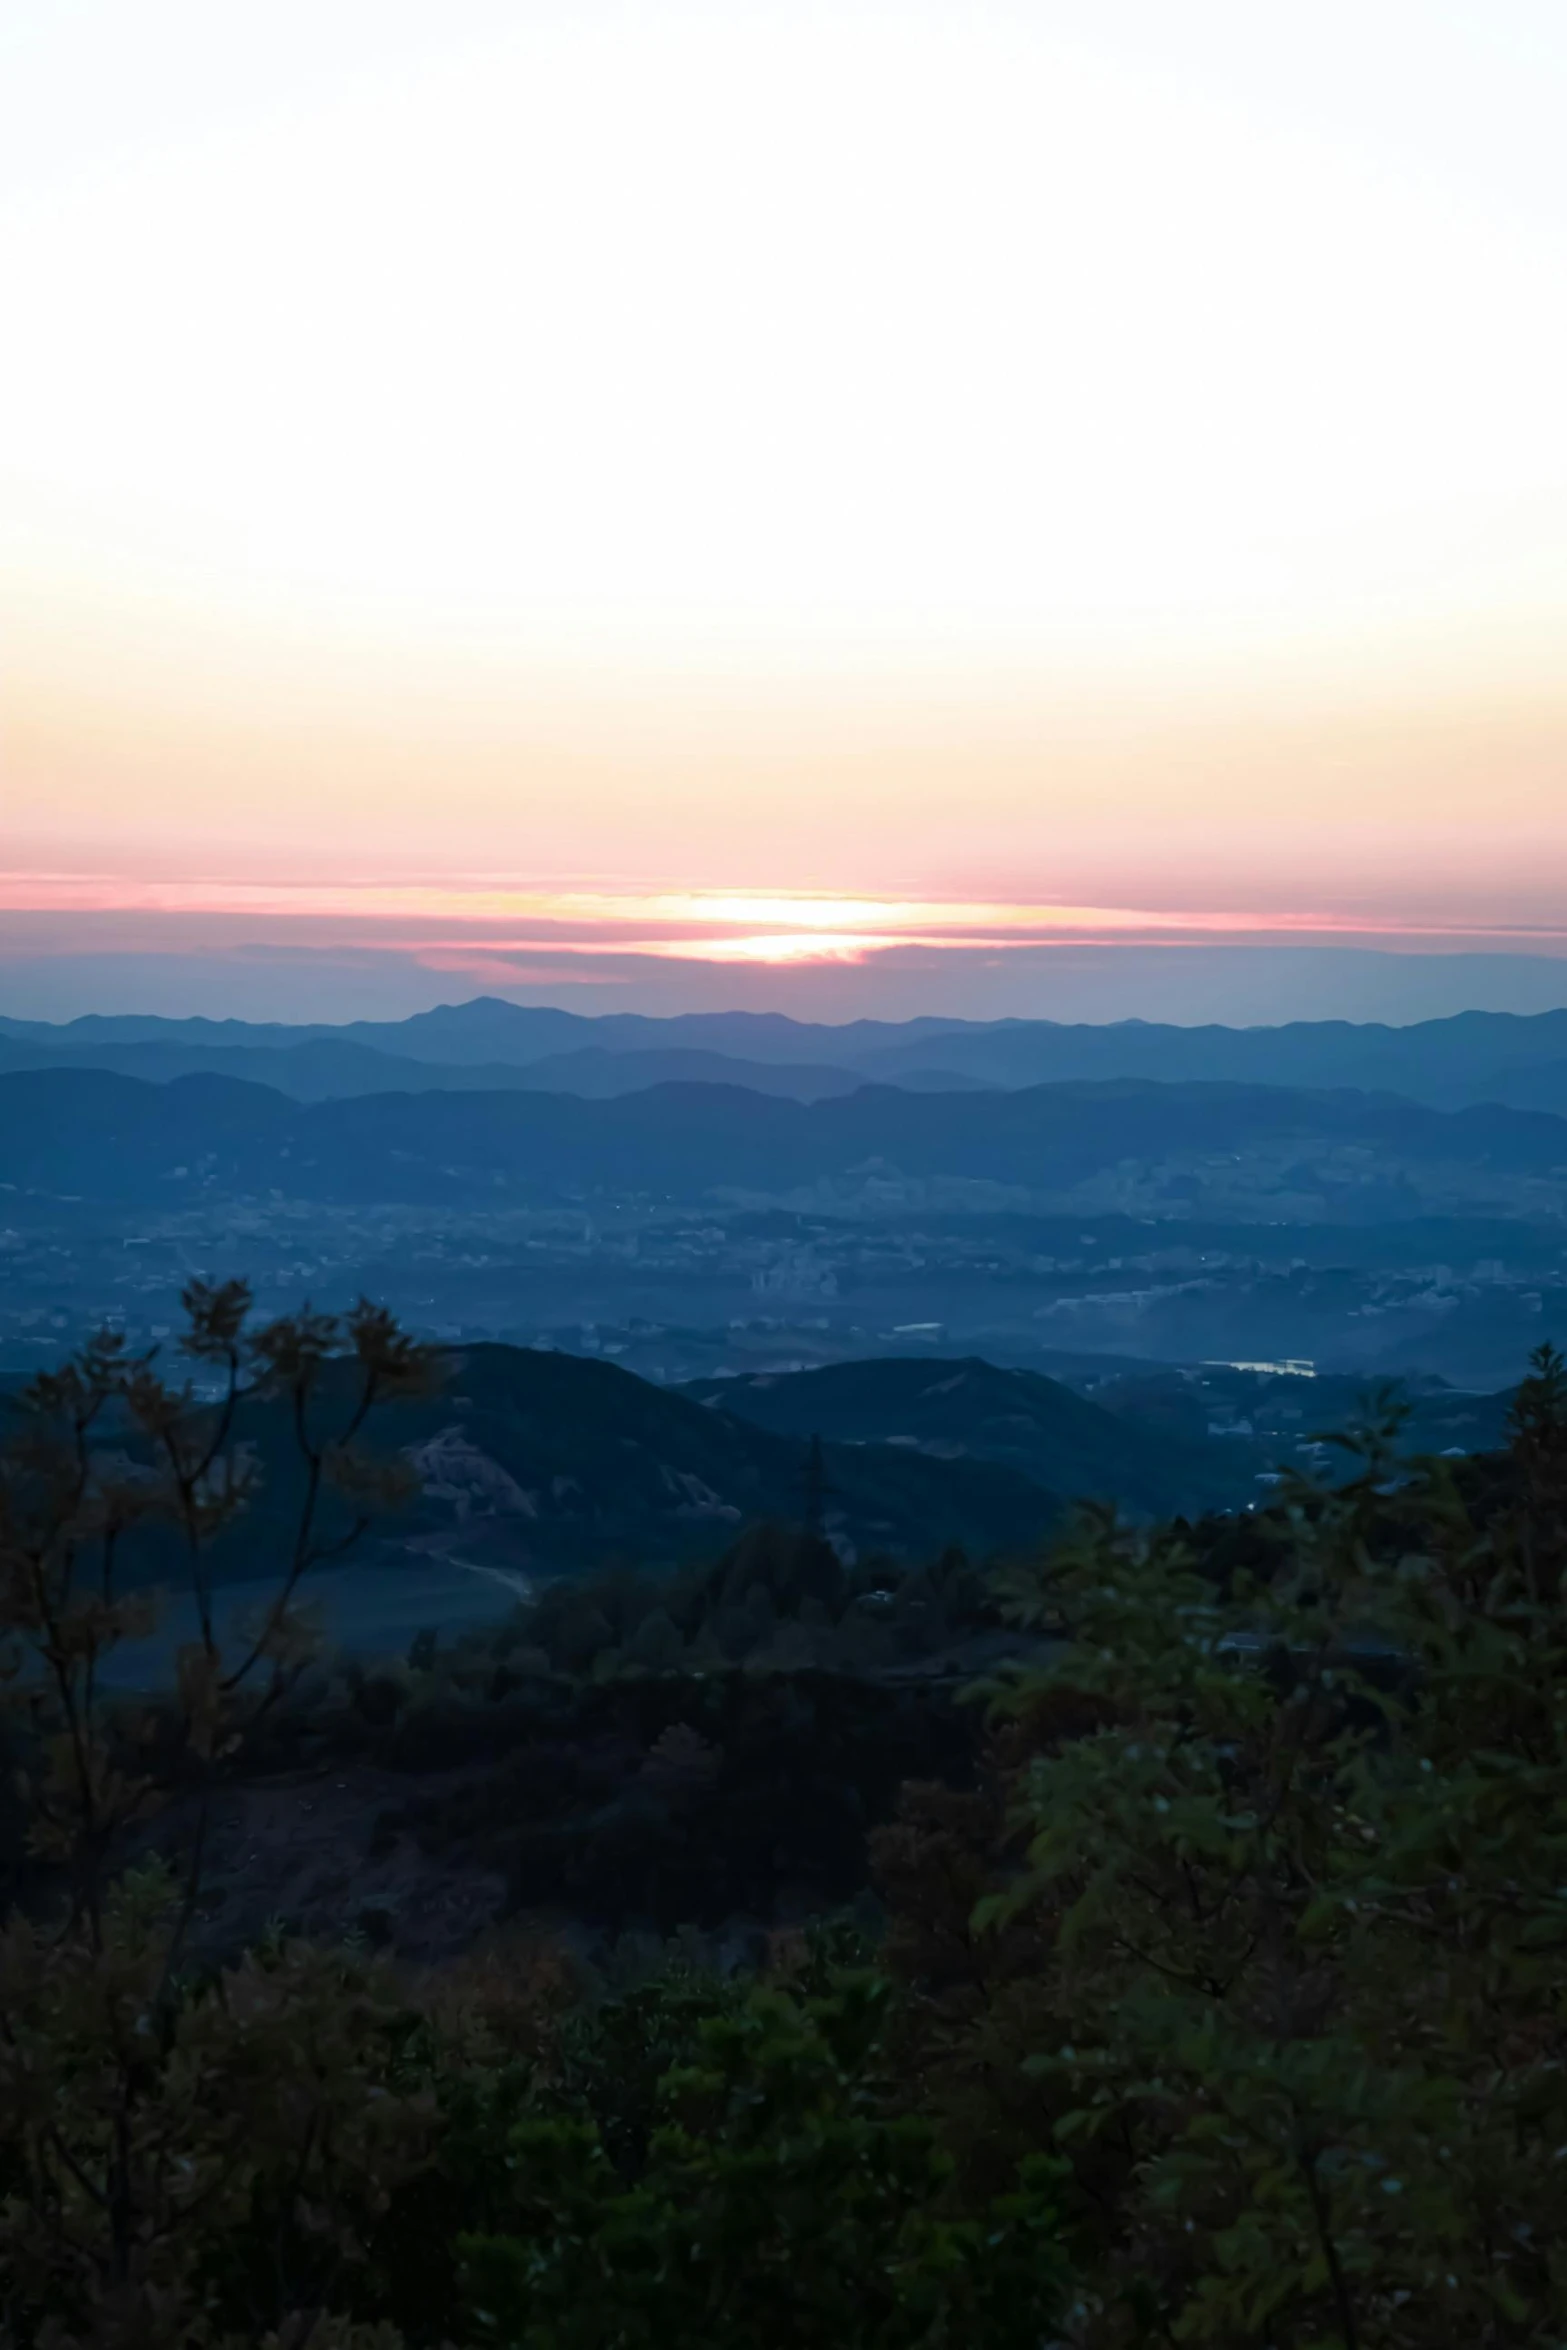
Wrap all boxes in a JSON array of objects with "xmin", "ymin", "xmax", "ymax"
[
  {"xmin": 5, "ymin": 995, "xmax": 1565, "ymax": 1399},
  {"xmin": 4, "ymin": 989, "xmax": 1562, "ymax": 1664}
]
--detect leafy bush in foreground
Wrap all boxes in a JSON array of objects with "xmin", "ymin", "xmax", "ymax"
[
  {"xmin": 919, "ymin": 1346, "xmax": 1567, "ymax": 2346},
  {"xmin": 456, "ymin": 1968, "xmax": 1064, "ymax": 2350}
]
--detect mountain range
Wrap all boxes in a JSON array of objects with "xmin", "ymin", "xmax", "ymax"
[
  {"xmin": 5, "ymin": 996, "xmax": 1567, "ymax": 1113},
  {"xmin": 0, "ymin": 1032, "xmax": 960, "ymax": 1105},
  {"xmin": 4, "ymin": 1064, "xmax": 1566, "ymax": 1220},
  {"xmin": 17, "ymin": 1336, "xmax": 1285, "ymax": 1597}
]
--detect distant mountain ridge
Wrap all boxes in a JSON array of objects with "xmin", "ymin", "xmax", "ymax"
[
  {"xmin": 3, "ymin": 1064, "xmax": 1565, "ymax": 1222},
  {"xmin": 5, "ymin": 995, "xmax": 1567, "ymax": 1112},
  {"xmin": 0, "ymin": 1032, "xmax": 908, "ymax": 1105}
]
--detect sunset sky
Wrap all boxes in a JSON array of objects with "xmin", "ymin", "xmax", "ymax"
[{"xmin": 4, "ymin": 1, "xmax": 1566, "ymax": 1022}]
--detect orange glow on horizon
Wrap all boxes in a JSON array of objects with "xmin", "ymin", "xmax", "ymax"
[{"xmin": 4, "ymin": 875, "xmax": 1566, "ymax": 971}]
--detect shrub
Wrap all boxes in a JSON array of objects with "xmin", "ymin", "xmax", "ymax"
[
  {"xmin": 458, "ymin": 1969, "xmax": 1066, "ymax": 2350},
  {"xmin": 978, "ymin": 1347, "xmax": 1567, "ymax": 2347}
]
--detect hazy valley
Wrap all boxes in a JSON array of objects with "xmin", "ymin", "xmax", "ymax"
[{"xmin": 3, "ymin": 996, "xmax": 1564, "ymax": 1406}]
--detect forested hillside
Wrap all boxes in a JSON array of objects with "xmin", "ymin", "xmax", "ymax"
[
  {"xmin": 3, "ymin": 1286, "xmax": 1564, "ymax": 2344},
  {"xmin": 681, "ymin": 1351, "xmax": 1236, "ymax": 1515}
]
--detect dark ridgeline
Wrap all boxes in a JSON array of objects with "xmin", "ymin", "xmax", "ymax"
[
  {"xmin": 69, "ymin": 1335, "xmax": 1066, "ymax": 1594},
  {"xmin": 5, "ymin": 993, "xmax": 1567, "ymax": 1108},
  {"xmin": 3, "ymin": 1061, "xmax": 1567, "ymax": 1207}
]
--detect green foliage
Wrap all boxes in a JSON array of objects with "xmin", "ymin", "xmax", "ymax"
[
  {"xmin": 8, "ymin": 1283, "xmax": 1567, "ymax": 2348},
  {"xmin": 0, "ymin": 1867, "xmax": 434, "ymax": 2346},
  {"xmin": 459, "ymin": 1969, "xmax": 1066, "ymax": 2349},
  {"xmin": 0, "ymin": 1285, "xmax": 441, "ymax": 2348},
  {"xmin": 504, "ymin": 1523, "xmax": 999, "ymax": 1684},
  {"xmin": 980, "ymin": 1344, "xmax": 1567, "ymax": 2347},
  {"xmin": 0, "ymin": 1285, "xmax": 1065, "ymax": 2347},
  {"xmin": 622, "ymin": 1604, "xmax": 684, "ymax": 1671}
]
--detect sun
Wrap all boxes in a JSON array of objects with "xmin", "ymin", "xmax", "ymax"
[{"xmin": 669, "ymin": 931, "xmax": 892, "ymax": 966}]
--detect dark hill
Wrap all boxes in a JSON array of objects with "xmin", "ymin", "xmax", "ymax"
[
  {"xmin": 62, "ymin": 1341, "xmax": 1059, "ymax": 1590},
  {"xmin": 390, "ymin": 1343, "xmax": 1058, "ymax": 1575},
  {"xmin": 4, "ymin": 1066, "xmax": 1565, "ymax": 1218},
  {"xmin": 0, "ymin": 1067, "xmax": 290, "ymax": 1200},
  {"xmin": 0, "ymin": 1033, "xmax": 940, "ymax": 1106},
  {"xmin": 854, "ymin": 1006, "xmax": 1567, "ymax": 1099},
  {"xmin": 1468, "ymin": 1056, "xmax": 1567, "ymax": 1119},
  {"xmin": 681, "ymin": 1354, "xmax": 1236, "ymax": 1517}
]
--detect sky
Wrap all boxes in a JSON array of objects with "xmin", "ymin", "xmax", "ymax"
[{"xmin": 3, "ymin": 0, "xmax": 1566, "ymax": 1025}]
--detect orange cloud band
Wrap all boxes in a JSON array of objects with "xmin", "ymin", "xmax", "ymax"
[{"xmin": 5, "ymin": 875, "xmax": 1567, "ymax": 965}]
